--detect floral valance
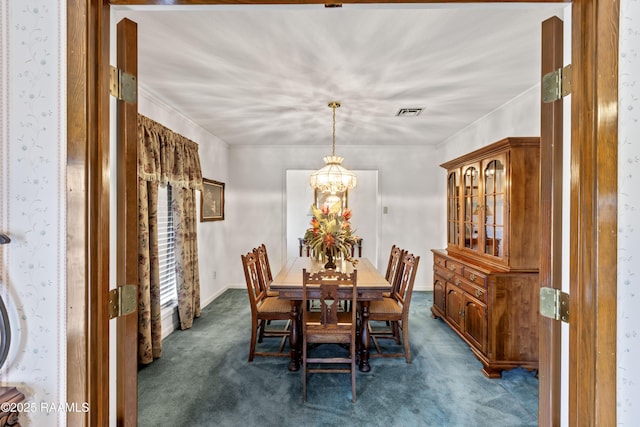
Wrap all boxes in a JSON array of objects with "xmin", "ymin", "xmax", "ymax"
[{"xmin": 138, "ymin": 114, "xmax": 203, "ymax": 191}]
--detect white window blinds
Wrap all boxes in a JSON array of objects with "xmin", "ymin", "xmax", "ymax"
[{"xmin": 158, "ymin": 184, "xmax": 178, "ymax": 308}]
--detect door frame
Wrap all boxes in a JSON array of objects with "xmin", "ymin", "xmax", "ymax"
[
  {"xmin": 539, "ymin": 16, "xmax": 564, "ymax": 426},
  {"xmin": 66, "ymin": 1, "xmax": 618, "ymax": 425}
]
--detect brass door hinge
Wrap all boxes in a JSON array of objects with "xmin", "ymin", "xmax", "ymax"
[
  {"xmin": 109, "ymin": 65, "xmax": 137, "ymax": 103},
  {"xmin": 539, "ymin": 287, "xmax": 569, "ymax": 322},
  {"xmin": 542, "ymin": 64, "xmax": 572, "ymax": 103},
  {"xmin": 108, "ymin": 285, "xmax": 137, "ymax": 319}
]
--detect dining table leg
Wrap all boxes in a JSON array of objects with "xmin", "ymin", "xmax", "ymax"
[
  {"xmin": 359, "ymin": 301, "xmax": 372, "ymax": 372},
  {"xmin": 287, "ymin": 300, "xmax": 301, "ymax": 371}
]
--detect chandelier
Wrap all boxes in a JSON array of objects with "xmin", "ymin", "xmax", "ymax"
[{"xmin": 309, "ymin": 101, "xmax": 357, "ymax": 194}]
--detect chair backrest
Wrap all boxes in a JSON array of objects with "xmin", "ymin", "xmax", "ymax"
[
  {"xmin": 393, "ymin": 253, "xmax": 420, "ymax": 311},
  {"xmin": 254, "ymin": 243, "xmax": 273, "ymax": 292},
  {"xmin": 241, "ymin": 251, "xmax": 266, "ymax": 311},
  {"xmin": 302, "ymin": 269, "xmax": 357, "ymax": 329},
  {"xmin": 385, "ymin": 245, "xmax": 406, "ymax": 291}
]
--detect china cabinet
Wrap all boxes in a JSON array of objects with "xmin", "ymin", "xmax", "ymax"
[{"xmin": 432, "ymin": 137, "xmax": 540, "ymax": 378}]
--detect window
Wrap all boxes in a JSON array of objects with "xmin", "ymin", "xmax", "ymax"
[{"xmin": 158, "ymin": 184, "xmax": 178, "ymax": 308}]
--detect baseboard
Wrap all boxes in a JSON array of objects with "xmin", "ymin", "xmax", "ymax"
[
  {"xmin": 161, "ymin": 305, "xmax": 179, "ymax": 340},
  {"xmin": 200, "ymin": 284, "xmax": 244, "ymax": 308}
]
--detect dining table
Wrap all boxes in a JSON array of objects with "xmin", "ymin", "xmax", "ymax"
[{"xmin": 269, "ymin": 256, "xmax": 392, "ymax": 373}]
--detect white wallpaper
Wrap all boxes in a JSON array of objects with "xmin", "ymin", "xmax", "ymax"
[
  {"xmin": 0, "ymin": 0, "xmax": 65, "ymax": 426},
  {"xmin": 618, "ymin": 0, "xmax": 640, "ymax": 423},
  {"xmin": 0, "ymin": 0, "xmax": 637, "ymax": 424}
]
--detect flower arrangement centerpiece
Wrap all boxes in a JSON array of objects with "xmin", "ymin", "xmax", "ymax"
[{"xmin": 303, "ymin": 202, "xmax": 359, "ymax": 269}]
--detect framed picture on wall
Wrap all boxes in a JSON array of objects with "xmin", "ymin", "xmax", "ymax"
[
  {"xmin": 314, "ymin": 189, "xmax": 348, "ymax": 213},
  {"xmin": 201, "ymin": 178, "xmax": 225, "ymax": 221}
]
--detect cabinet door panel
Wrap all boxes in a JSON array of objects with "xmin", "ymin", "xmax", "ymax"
[
  {"xmin": 446, "ymin": 171, "xmax": 460, "ymax": 247},
  {"xmin": 462, "ymin": 163, "xmax": 480, "ymax": 252},
  {"xmin": 464, "ymin": 296, "xmax": 487, "ymax": 353},
  {"xmin": 445, "ymin": 284, "xmax": 463, "ymax": 330},
  {"xmin": 433, "ymin": 277, "xmax": 446, "ymax": 315},
  {"xmin": 482, "ymin": 156, "xmax": 506, "ymax": 259}
]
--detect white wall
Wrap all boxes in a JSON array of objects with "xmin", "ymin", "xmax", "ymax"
[
  {"xmin": 227, "ymin": 144, "xmax": 438, "ymax": 291},
  {"xmin": 618, "ymin": 0, "xmax": 640, "ymax": 422},
  {"xmin": 436, "ymin": 85, "xmax": 541, "ymax": 163}
]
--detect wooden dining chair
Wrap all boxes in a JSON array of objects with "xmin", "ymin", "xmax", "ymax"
[
  {"xmin": 383, "ymin": 244, "xmax": 406, "ymax": 297},
  {"xmin": 254, "ymin": 243, "xmax": 278, "ymax": 297},
  {"xmin": 369, "ymin": 252, "xmax": 420, "ymax": 363},
  {"xmin": 241, "ymin": 250, "xmax": 291, "ymax": 362},
  {"xmin": 302, "ymin": 268, "xmax": 358, "ymax": 403}
]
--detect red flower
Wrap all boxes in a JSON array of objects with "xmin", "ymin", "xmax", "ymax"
[
  {"xmin": 324, "ymin": 234, "xmax": 335, "ymax": 248},
  {"xmin": 321, "ymin": 205, "xmax": 330, "ymax": 216},
  {"xmin": 342, "ymin": 209, "xmax": 352, "ymax": 221}
]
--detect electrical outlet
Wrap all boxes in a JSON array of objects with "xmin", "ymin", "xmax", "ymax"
[{"xmin": 213, "ymin": 271, "xmax": 217, "ymax": 280}]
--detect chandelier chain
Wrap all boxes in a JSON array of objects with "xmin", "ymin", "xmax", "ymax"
[
  {"xmin": 309, "ymin": 100, "xmax": 355, "ymax": 193},
  {"xmin": 332, "ymin": 104, "xmax": 336, "ymax": 156},
  {"xmin": 329, "ymin": 101, "xmax": 340, "ymax": 156}
]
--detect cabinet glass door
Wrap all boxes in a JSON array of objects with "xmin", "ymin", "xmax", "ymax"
[
  {"xmin": 483, "ymin": 157, "xmax": 505, "ymax": 258},
  {"xmin": 462, "ymin": 164, "xmax": 479, "ymax": 251},
  {"xmin": 446, "ymin": 171, "xmax": 460, "ymax": 246}
]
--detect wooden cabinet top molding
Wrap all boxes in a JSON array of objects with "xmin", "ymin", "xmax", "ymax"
[{"xmin": 439, "ymin": 136, "xmax": 539, "ymax": 170}]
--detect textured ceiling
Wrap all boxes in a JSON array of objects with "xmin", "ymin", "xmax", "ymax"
[{"xmin": 113, "ymin": 4, "xmax": 567, "ymax": 147}]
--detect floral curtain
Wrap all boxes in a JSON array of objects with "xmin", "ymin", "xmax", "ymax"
[
  {"xmin": 138, "ymin": 178, "xmax": 161, "ymax": 364},
  {"xmin": 138, "ymin": 114, "xmax": 203, "ymax": 364},
  {"xmin": 173, "ymin": 187, "xmax": 202, "ymax": 329}
]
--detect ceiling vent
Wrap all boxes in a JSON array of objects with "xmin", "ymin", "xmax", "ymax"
[{"xmin": 396, "ymin": 108, "xmax": 423, "ymax": 117}]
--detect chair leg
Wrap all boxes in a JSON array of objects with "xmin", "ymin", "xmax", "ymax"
[
  {"xmin": 351, "ymin": 341, "xmax": 356, "ymax": 403},
  {"xmin": 392, "ymin": 321, "xmax": 401, "ymax": 344},
  {"xmin": 258, "ymin": 319, "xmax": 266, "ymax": 343},
  {"xmin": 249, "ymin": 319, "xmax": 258, "ymax": 362},
  {"xmin": 302, "ymin": 342, "xmax": 307, "ymax": 403},
  {"xmin": 278, "ymin": 320, "xmax": 291, "ymax": 352},
  {"xmin": 401, "ymin": 319, "xmax": 412, "ymax": 364}
]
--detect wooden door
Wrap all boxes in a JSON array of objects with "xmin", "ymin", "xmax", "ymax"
[
  {"xmin": 115, "ymin": 18, "xmax": 139, "ymax": 427},
  {"xmin": 538, "ymin": 16, "xmax": 564, "ymax": 426}
]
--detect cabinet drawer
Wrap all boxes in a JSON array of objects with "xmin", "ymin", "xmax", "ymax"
[
  {"xmin": 466, "ymin": 282, "xmax": 487, "ymax": 303},
  {"xmin": 434, "ymin": 255, "xmax": 446, "ymax": 268},
  {"xmin": 434, "ymin": 265, "xmax": 455, "ymax": 282},
  {"xmin": 450, "ymin": 275, "xmax": 487, "ymax": 303},
  {"xmin": 462, "ymin": 267, "xmax": 487, "ymax": 288},
  {"xmin": 445, "ymin": 259, "xmax": 463, "ymax": 274}
]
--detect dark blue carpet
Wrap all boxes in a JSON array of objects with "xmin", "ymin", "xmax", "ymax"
[{"xmin": 138, "ymin": 290, "xmax": 538, "ymax": 426}]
